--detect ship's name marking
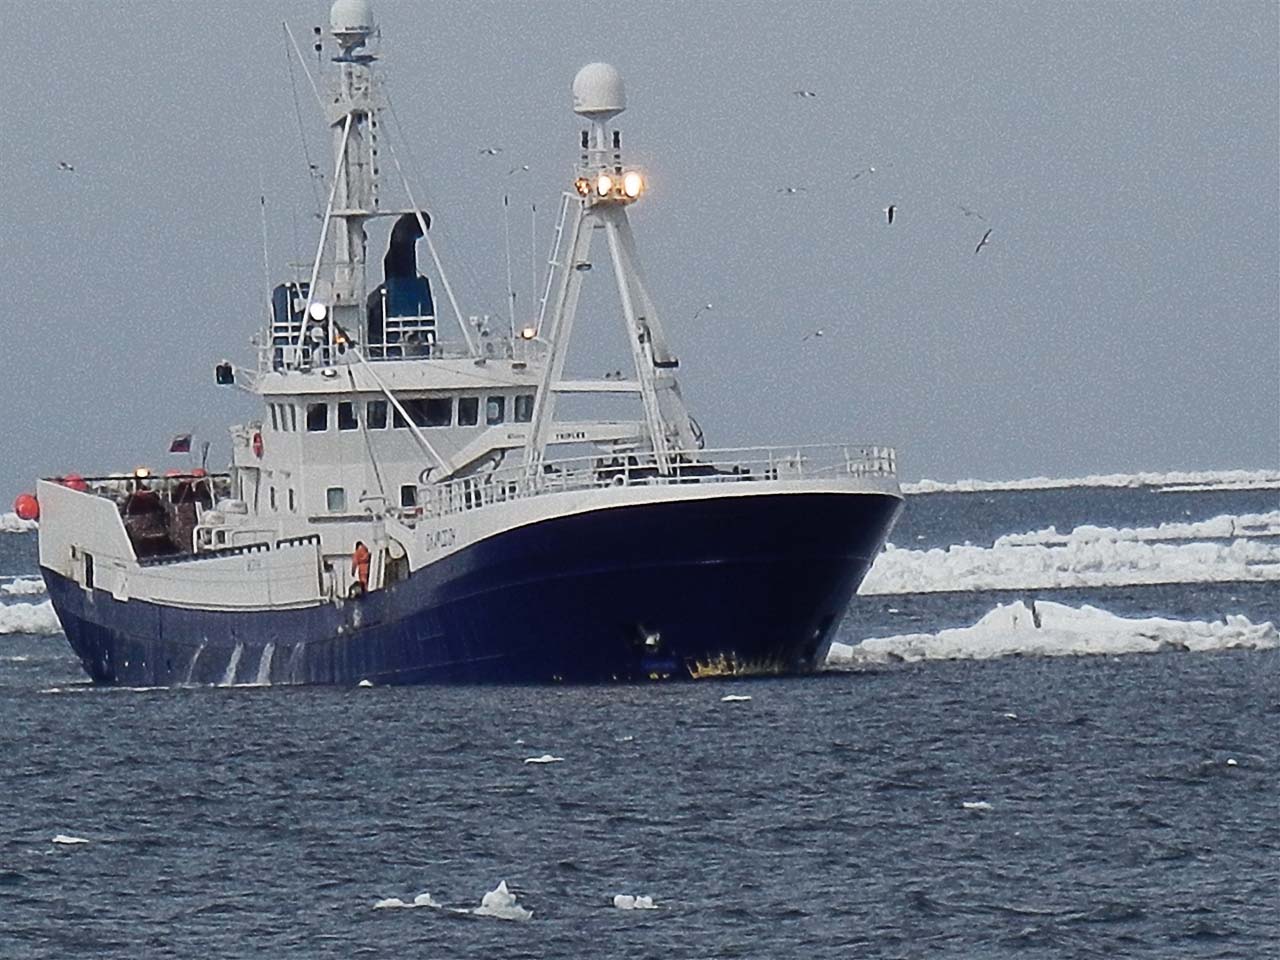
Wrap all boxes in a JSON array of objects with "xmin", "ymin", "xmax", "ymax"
[{"xmin": 424, "ymin": 527, "xmax": 457, "ymax": 551}]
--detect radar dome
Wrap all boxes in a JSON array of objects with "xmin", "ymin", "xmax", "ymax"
[
  {"xmin": 573, "ymin": 62, "xmax": 626, "ymax": 119},
  {"xmin": 330, "ymin": 0, "xmax": 374, "ymax": 37}
]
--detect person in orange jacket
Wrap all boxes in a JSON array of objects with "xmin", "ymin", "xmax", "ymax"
[{"xmin": 351, "ymin": 540, "xmax": 371, "ymax": 595}]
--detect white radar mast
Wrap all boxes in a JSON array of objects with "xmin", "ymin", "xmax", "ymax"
[
  {"xmin": 284, "ymin": 0, "xmax": 478, "ymax": 370},
  {"xmin": 524, "ymin": 63, "xmax": 696, "ymax": 477}
]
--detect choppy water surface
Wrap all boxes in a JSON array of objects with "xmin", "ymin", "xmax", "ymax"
[{"xmin": 1, "ymin": 485, "xmax": 1277, "ymax": 958}]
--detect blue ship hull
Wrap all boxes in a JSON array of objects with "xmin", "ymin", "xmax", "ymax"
[{"xmin": 43, "ymin": 492, "xmax": 901, "ymax": 685}]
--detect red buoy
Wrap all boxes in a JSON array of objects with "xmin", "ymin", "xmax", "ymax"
[
  {"xmin": 62, "ymin": 473, "xmax": 88, "ymax": 492},
  {"xmin": 13, "ymin": 493, "xmax": 39, "ymax": 521}
]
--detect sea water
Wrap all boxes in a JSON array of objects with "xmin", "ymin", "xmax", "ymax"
[{"xmin": 0, "ymin": 480, "xmax": 1276, "ymax": 958}]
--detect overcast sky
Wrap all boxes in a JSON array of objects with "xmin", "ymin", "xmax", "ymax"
[{"xmin": 3, "ymin": 1, "xmax": 1277, "ymax": 499}]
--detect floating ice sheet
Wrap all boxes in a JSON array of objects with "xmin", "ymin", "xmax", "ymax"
[
  {"xmin": 862, "ymin": 513, "xmax": 1280, "ymax": 594},
  {"xmin": 523, "ymin": 754, "xmax": 563, "ymax": 764},
  {"xmin": 827, "ymin": 600, "xmax": 1278, "ymax": 666},
  {"xmin": 0, "ymin": 578, "xmax": 46, "ymax": 597},
  {"xmin": 0, "ymin": 601, "xmax": 61, "ymax": 636},
  {"xmin": 903, "ymin": 468, "xmax": 1280, "ymax": 494},
  {"xmin": 51, "ymin": 834, "xmax": 89, "ymax": 845},
  {"xmin": 0, "ymin": 513, "xmax": 38, "ymax": 534}
]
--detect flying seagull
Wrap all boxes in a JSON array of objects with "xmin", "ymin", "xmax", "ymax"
[
  {"xmin": 792, "ymin": 89, "xmax": 818, "ymax": 99},
  {"xmin": 884, "ymin": 204, "xmax": 896, "ymax": 225},
  {"xmin": 478, "ymin": 146, "xmax": 503, "ymax": 156},
  {"xmin": 802, "ymin": 329, "xmax": 825, "ymax": 341},
  {"xmin": 851, "ymin": 164, "xmax": 890, "ymax": 181},
  {"xmin": 57, "ymin": 161, "xmax": 75, "ymax": 173},
  {"xmin": 958, "ymin": 204, "xmax": 985, "ymax": 221},
  {"xmin": 692, "ymin": 303, "xmax": 713, "ymax": 320},
  {"xmin": 974, "ymin": 228, "xmax": 993, "ymax": 255},
  {"xmin": 508, "ymin": 164, "xmax": 530, "ymax": 175},
  {"xmin": 777, "ymin": 186, "xmax": 807, "ymax": 195}
]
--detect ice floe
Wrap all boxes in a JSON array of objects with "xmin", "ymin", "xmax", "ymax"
[
  {"xmin": 861, "ymin": 513, "xmax": 1280, "ymax": 594},
  {"xmin": 473, "ymin": 880, "xmax": 532, "ymax": 921},
  {"xmin": 0, "ymin": 601, "xmax": 62, "ymax": 636},
  {"xmin": 993, "ymin": 511, "xmax": 1280, "ymax": 547},
  {"xmin": 523, "ymin": 754, "xmax": 563, "ymax": 764},
  {"xmin": 613, "ymin": 894, "xmax": 657, "ymax": 910},
  {"xmin": 0, "ymin": 513, "xmax": 38, "ymax": 534},
  {"xmin": 720, "ymin": 694, "xmax": 752, "ymax": 702},
  {"xmin": 827, "ymin": 600, "xmax": 1278, "ymax": 666},
  {"xmin": 51, "ymin": 834, "xmax": 89, "ymax": 845},
  {"xmin": 903, "ymin": 468, "xmax": 1280, "ymax": 494},
  {"xmin": 0, "ymin": 578, "xmax": 46, "ymax": 597},
  {"xmin": 374, "ymin": 892, "xmax": 440, "ymax": 909},
  {"xmin": 962, "ymin": 801, "xmax": 993, "ymax": 812}
]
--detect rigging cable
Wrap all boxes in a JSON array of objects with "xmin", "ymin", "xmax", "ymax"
[
  {"xmin": 282, "ymin": 22, "xmax": 325, "ymax": 221},
  {"xmin": 382, "ymin": 98, "xmax": 477, "ymax": 353}
]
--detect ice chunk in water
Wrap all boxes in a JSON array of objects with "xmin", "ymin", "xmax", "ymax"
[
  {"xmin": 473, "ymin": 880, "xmax": 532, "ymax": 921},
  {"xmin": 613, "ymin": 894, "xmax": 657, "ymax": 909}
]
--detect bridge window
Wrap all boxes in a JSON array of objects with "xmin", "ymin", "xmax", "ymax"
[
  {"xmin": 337, "ymin": 401, "xmax": 358, "ymax": 431},
  {"xmin": 367, "ymin": 399, "xmax": 388, "ymax": 429},
  {"xmin": 486, "ymin": 396, "xmax": 505, "ymax": 425},
  {"xmin": 306, "ymin": 402, "xmax": 328, "ymax": 432},
  {"xmin": 514, "ymin": 394, "xmax": 534, "ymax": 422},
  {"xmin": 269, "ymin": 404, "xmax": 279, "ymax": 431},
  {"xmin": 269, "ymin": 487, "xmax": 277, "ymax": 510},
  {"xmin": 424, "ymin": 397, "xmax": 452, "ymax": 427},
  {"xmin": 288, "ymin": 488, "xmax": 296, "ymax": 512},
  {"xmin": 326, "ymin": 487, "xmax": 346, "ymax": 512},
  {"xmin": 403, "ymin": 397, "xmax": 452, "ymax": 427},
  {"xmin": 458, "ymin": 396, "xmax": 479, "ymax": 426},
  {"xmin": 400, "ymin": 484, "xmax": 417, "ymax": 508},
  {"xmin": 287, "ymin": 405, "xmax": 297, "ymax": 431}
]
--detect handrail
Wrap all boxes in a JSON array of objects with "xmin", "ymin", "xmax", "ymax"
[{"xmin": 419, "ymin": 443, "xmax": 898, "ymax": 519}]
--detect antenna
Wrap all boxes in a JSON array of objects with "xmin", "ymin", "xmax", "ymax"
[
  {"xmin": 503, "ymin": 194, "xmax": 517, "ymax": 340},
  {"xmin": 258, "ymin": 168, "xmax": 272, "ymax": 327},
  {"xmin": 572, "ymin": 62, "xmax": 626, "ymax": 152},
  {"xmin": 329, "ymin": 0, "xmax": 375, "ymax": 54},
  {"xmin": 530, "ymin": 201, "xmax": 538, "ymax": 326}
]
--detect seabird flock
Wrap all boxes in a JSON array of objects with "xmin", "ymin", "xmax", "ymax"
[{"xmin": 785, "ymin": 87, "xmax": 995, "ymax": 258}]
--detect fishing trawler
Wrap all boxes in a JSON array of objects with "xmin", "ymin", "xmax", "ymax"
[{"xmin": 31, "ymin": 0, "xmax": 902, "ymax": 685}]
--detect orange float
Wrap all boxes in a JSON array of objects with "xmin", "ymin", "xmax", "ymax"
[{"xmin": 13, "ymin": 493, "xmax": 39, "ymax": 521}]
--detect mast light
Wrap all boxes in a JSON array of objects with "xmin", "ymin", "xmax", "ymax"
[{"xmin": 622, "ymin": 171, "xmax": 643, "ymax": 198}]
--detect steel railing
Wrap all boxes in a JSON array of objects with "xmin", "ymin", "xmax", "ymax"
[{"xmin": 419, "ymin": 444, "xmax": 897, "ymax": 519}]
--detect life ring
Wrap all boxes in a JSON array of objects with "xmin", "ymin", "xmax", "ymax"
[
  {"xmin": 252, "ymin": 432, "xmax": 264, "ymax": 458},
  {"xmin": 611, "ymin": 474, "xmax": 626, "ymax": 487}
]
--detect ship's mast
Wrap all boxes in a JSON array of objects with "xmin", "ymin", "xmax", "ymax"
[
  {"xmin": 523, "ymin": 63, "xmax": 696, "ymax": 477},
  {"xmin": 327, "ymin": 1, "xmax": 377, "ymax": 337},
  {"xmin": 290, "ymin": 0, "xmax": 378, "ymax": 363}
]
